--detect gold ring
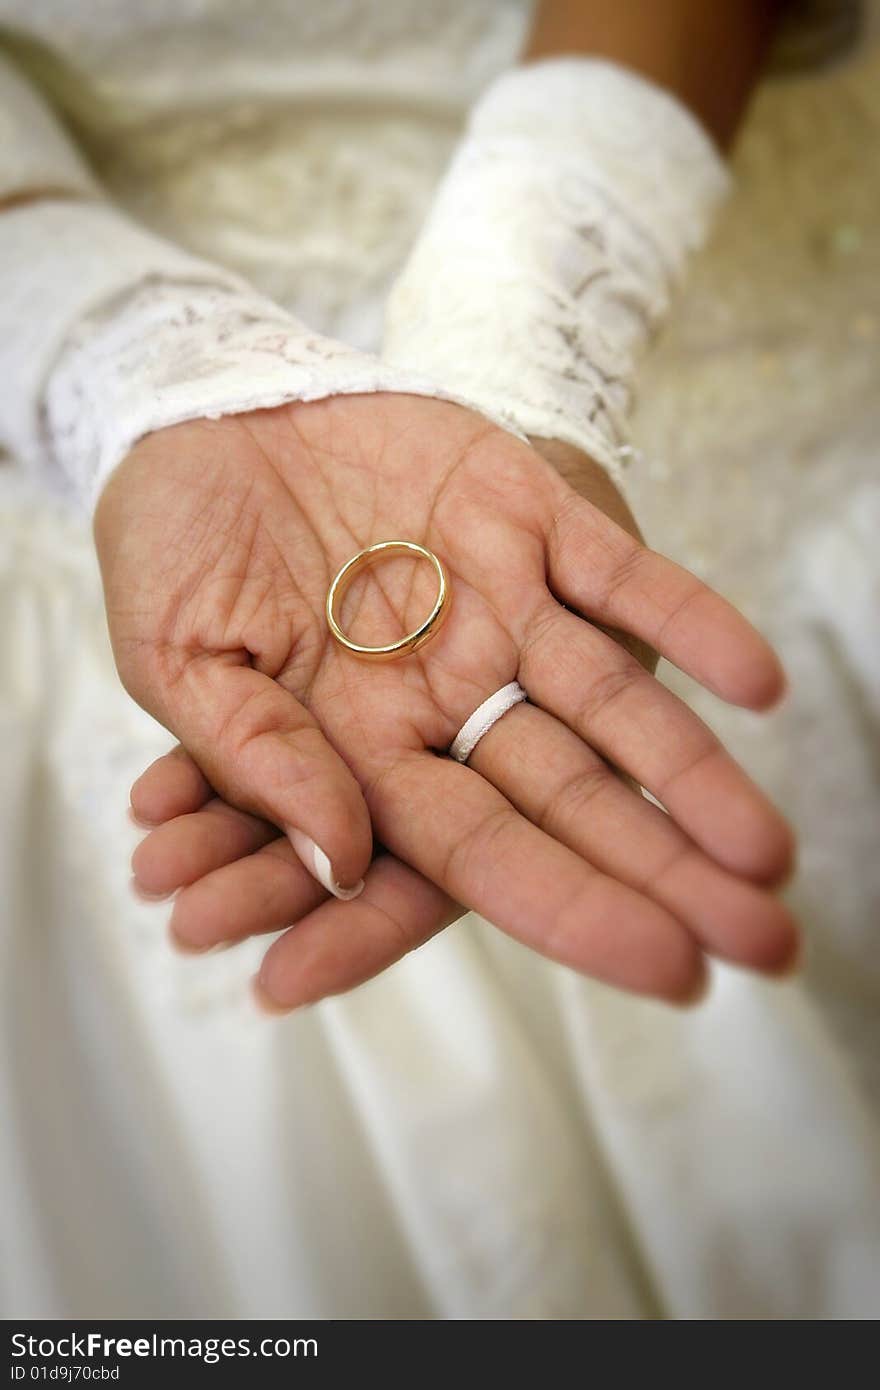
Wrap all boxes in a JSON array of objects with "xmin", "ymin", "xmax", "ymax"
[{"xmin": 325, "ymin": 540, "xmax": 451, "ymax": 662}]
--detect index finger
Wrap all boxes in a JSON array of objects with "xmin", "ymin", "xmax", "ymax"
[{"xmin": 547, "ymin": 493, "xmax": 786, "ymax": 710}]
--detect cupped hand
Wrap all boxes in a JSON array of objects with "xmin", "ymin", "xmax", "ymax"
[{"xmin": 100, "ymin": 393, "xmax": 797, "ymax": 1008}]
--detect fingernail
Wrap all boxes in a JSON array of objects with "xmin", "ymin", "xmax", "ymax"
[
  {"xmin": 288, "ymin": 828, "xmax": 364, "ymax": 901},
  {"xmin": 129, "ymin": 875, "xmax": 176, "ymax": 904},
  {"xmin": 128, "ymin": 805, "xmax": 158, "ymax": 829},
  {"xmin": 168, "ymin": 915, "xmax": 237, "ymax": 956},
  {"xmin": 168, "ymin": 926, "xmax": 214, "ymax": 955},
  {"xmin": 251, "ymin": 974, "xmax": 293, "ymax": 1016}
]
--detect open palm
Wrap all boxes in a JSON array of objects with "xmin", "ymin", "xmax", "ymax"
[{"xmin": 97, "ymin": 392, "xmax": 797, "ymax": 1008}]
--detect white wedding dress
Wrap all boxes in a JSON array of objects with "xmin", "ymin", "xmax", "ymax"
[{"xmin": 1, "ymin": 0, "xmax": 879, "ymax": 1318}]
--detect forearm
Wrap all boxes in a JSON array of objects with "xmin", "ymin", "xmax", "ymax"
[
  {"xmin": 383, "ymin": 4, "xmax": 794, "ymax": 484},
  {"xmin": 525, "ymin": 0, "xmax": 787, "ymax": 149},
  {"xmin": 384, "ymin": 53, "xmax": 731, "ymax": 482}
]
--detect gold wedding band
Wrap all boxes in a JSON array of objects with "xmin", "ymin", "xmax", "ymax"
[{"xmin": 325, "ymin": 540, "xmax": 451, "ymax": 662}]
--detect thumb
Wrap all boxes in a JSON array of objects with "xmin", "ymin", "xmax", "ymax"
[{"xmin": 157, "ymin": 652, "xmax": 370, "ymax": 899}]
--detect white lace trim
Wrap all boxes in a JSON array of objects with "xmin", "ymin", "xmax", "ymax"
[
  {"xmin": 383, "ymin": 58, "xmax": 732, "ymax": 482},
  {"xmin": 42, "ymin": 265, "xmax": 527, "ymax": 513},
  {"xmin": 1, "ymin": 55, "xmax": 730, "ymax": 512}
]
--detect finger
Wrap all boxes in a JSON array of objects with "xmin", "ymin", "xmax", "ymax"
[
  {"xmin": 168, "ymin": 820, "xmax": 456, "ymax": 972},
  {"xmin": 132, "ymin": 798, "xmax": 278, "ymax": 898},
  {"xmin": 364, "ymin": 751, "xmax": 707, "ymax": 1003},
  {"xmin": 130, "ymin": 744, "xmax": 213, "ymax": 826},
  {"xmin": 157, "ymin": 654, "xmax": 371, "ymax": 898},
  {"xmin": 169, "ymin": 834, "xmax": 329, "ymax": 951},
  {"xmin": 548, "ymin": 495, "xmax": 786, "ymax": 709},
  {"xmin": 256, "ymin": 854, "xmax": 460, "ymax": 1011},
  {"xmin": 519, "ymin": 602, "xmax": 794, "ymax": 884},
  {"xmin": 468, "ymin": 700, "xmax": 799, "ymax": 973}
]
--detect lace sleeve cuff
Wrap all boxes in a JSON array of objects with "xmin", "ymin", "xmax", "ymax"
[
  {"xmin": 383, "ymin": 58, "xmax": 732, "ymax": 483},
  {"xmin": 1, "ymin": 198, "xmax": 520, "ymax": 513}
]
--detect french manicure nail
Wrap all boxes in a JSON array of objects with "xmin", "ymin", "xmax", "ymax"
[{"xmin": 288, "ymin": 828, "xmax": 364, "ymax": 901}]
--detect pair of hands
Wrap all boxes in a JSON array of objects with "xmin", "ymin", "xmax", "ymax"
[{"xmin": 96, "ymin": 391, "xmax": 797, "ymax": 1012}]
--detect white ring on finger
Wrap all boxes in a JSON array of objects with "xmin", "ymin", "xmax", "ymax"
[{"xmin": 448, "ymin": 681, "xmax": 528, "ymax": 764}]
